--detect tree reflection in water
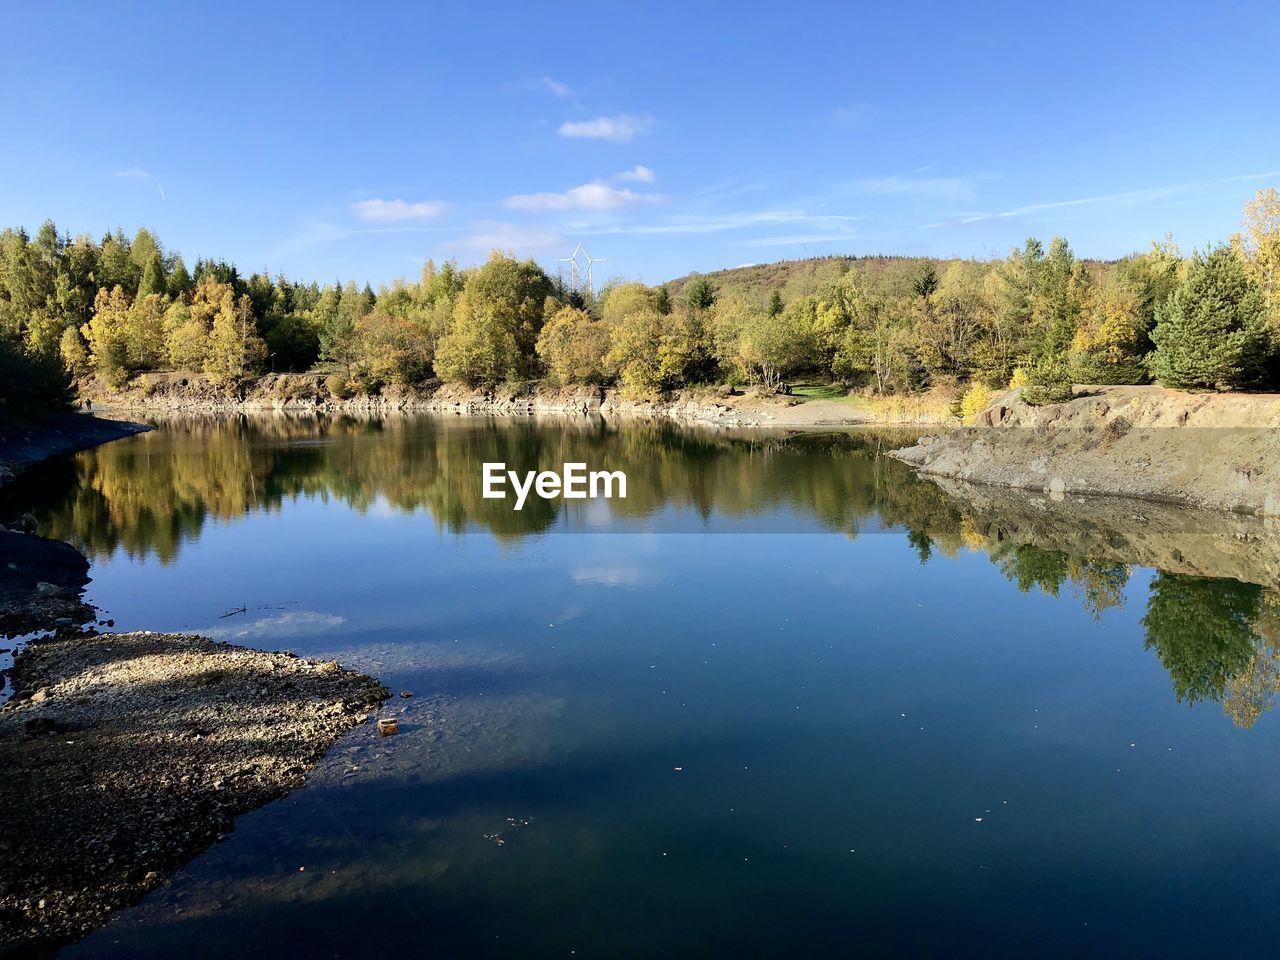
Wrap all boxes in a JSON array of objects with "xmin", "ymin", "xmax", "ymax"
[{"xmin": 5, "ymin": 411, "xmax": 1279, "ymax": 728}]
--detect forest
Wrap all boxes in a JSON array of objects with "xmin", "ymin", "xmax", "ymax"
[{"xmin": 1, "ymin": 189, "xmax": 1278, "ymax": 416}]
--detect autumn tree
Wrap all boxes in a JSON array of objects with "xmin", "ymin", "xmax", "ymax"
[
  {"xmin": 434, "ymin": 253, "xmax": 552, "ymax": 384},
  {"xmin": 81, "ymin": 286, "xmax": 132, "ymax": 387},
  {"xmin": 537, "ymin": 305, "xmax": 610, "ymax": 385},
  {"xmin": 204, "ymin": 288, "xmax": 266, "ymax": 383},
  {"xmin": 1239, "ymin": 188, "xmax": 1280, "ymax": 320}
]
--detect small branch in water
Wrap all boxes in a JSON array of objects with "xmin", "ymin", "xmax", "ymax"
[{"xmin": 218, "ymin": 606, "xmax": 247, "ymax": 619}]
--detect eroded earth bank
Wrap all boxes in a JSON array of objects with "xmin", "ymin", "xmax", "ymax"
[{"xmin": 894, "ymin": 385, "xmax": 1280, "ymax": 516}]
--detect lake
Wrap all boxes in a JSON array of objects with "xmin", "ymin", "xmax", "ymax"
[{"xmin": 8, "ymin": 413, "xmax": 1280, "ymax": 959}]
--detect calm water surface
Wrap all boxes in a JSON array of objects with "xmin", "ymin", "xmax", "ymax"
[{"xmin": 10, "ymin": 414, "xmax": 1280, "ymax": 959}]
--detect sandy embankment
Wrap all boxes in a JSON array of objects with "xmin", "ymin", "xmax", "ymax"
[{"xmin": 893, "ymin": 386, "xmax": 1280, "ymax": 516}]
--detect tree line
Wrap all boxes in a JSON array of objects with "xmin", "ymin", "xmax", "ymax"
[{"xmin": 2, "ymin": 190, "xmax": 1278, "ymax": 415}]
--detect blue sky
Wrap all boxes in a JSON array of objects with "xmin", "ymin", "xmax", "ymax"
[{"xmin": 3, "ymin": 1, "xmax": 1278, "ymax": 287}]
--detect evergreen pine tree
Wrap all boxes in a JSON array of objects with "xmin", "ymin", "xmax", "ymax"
[{"xmin": 1150, "ymin": 247, "xmax": 1271, "ymax": 390}]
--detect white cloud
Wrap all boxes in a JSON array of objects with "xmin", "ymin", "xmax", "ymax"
[
  {"xmin": 350, "ymin": 198, "xmax": 448, "ymax": 222},
  {"xmin": 115, "ymin": 167, "xmax": 151, "ymax": 179},
  {"xmin": 205, "ymin": 610, "xmax": 345, "ymax": 640},
  {"xmin": 455, "ymin": 220, "xmax": 564, "ymax": 253},
  {"xmin": 505, "ymin": 181, "xmax": 661, "ymax": 213},
  {"xmin": 558, "ymin": 114, "xmax": 654, "ymax": 143},
  {"xmin": 531, "ymin": 76, "xmax": 573, "ymax": 98},
  {"xmin": 570, "ymin": 564, "xmax": 654, "ymax": 587},
  {"xmin": 615, "ymin": 165, "xmax": 656, "ymax": 183}
]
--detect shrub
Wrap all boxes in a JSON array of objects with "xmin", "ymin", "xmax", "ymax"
[
  {"xmin": 1021, "ymin": 355, "xmax": 1075, "ymax": 406},
  {"xmin": 959, "ymin": 383, "xmax": 994, "ymax": 424},
  {"xmin": 325, "ymin": 373, "xmax": 352, "ymax": 399}
]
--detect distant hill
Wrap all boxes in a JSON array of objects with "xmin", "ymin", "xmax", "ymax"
[
  {"xmin": 662, "ymin": 255, "xmax": 944, "ymax": 306},
  {"xmin": 662, "ymin": 253, "xmax": 1117, "ymax": 308}
]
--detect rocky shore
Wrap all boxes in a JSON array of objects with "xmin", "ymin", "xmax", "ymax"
[
  {"xmin": 893, "ymin": 385, "xmax": 1280, "ymax": 516},
  {"xmin": 85, "ymin": 372, "xmax": 953, "ymax": 428},
  {"xmin": 0, "ymin": 630, "xmax": 389, "ymax": 958}
]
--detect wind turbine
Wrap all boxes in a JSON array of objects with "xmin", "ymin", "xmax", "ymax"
[
  {"xmin": 559, "ymin": 243, "xmax": 609, "ymax": 292},
  {"xmin": 582, "ymin": 248, "xmax": 608, "ymax": 289},
  {"xmin": 558, "ymin": 245, "xmax": 582, "ymax": 292}
]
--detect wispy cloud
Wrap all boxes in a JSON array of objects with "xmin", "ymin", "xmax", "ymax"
[
  {"xmin": 559, "ymin": 114, "xmax": 654, "ymax": 143},
  {"xmin": 351, "ymin": 198, "xmax": 448, "ymax": 222},
  {"xmin": 849, "ymin": 174, "xmax": 977, "ymax": 201},
  {"xmin": 575, "ymin": 210, "xmax": 860, "ymax": 237},
  {"xmin": 615, "ymin": 164, "xmax": 655, "ymax": 183},
  {"xmin": 455, "ymin": 220, "xmax": 564, "ymax": 253},
  {"xmin": 115, "ymin": 167, "xmax": 165, "ymax": 200},
  {"xmin": 738, "ymin": 232, "xmax": 858, "ymax": 248},
  {"xmin": 924, "ymin": 169, "xmax": 1280, "ymax": 229},
  {"xmin": 505, "ymin": 181, "xmax": 662, "ymax": 213},
  {"xmin": 529, "ymin": 76, "xmax": 573, "ymax": 98}
]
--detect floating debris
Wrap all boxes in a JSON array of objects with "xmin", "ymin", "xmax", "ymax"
[
  {"xmin": 377, "ymin": 718, "xmax": 398, "ymax": 736},
  {"xmin": 484, "ymin": 833, "xmax": 506, "ymax": 846}
]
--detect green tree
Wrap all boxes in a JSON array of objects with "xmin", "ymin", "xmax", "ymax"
[
  {"xmin": 684, "ymin": 275, "xmax": 717, "ymax": 311},
  {"xmin": 59, "ymin": 324, "xmax": 88, "ymax": 375},
  {"xmin": 166, "ymin": 255, "xmax": 194, "ymax": 299},
  {"xmin": 137, "ymin": 252, "xmax": 166, "ymax": 298},
  {"xmin": 1149, "ymin": 246, "xmax": 1270, "ymax": 390},
  {"xmin": 1143, "ymin": 573, "xmax": 1261, "ymax": 704}
]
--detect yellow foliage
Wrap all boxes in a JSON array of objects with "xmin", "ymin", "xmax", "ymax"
[
  {"xmin": 1008, "ymin": 366, "xmax": 1029, "ymax": 389},
  {"xmin": 959, "ymin": 382, "xmax": 993, "ymax": 424}
]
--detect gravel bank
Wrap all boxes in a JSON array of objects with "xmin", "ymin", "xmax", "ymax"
[{"xmin": 0, "ymin": 631, "xmax": 389, "ymax": 958}]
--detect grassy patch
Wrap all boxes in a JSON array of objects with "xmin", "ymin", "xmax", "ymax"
[{"xmin": 789, "ymin": 381, "xmax": 851, "ymax": 401}]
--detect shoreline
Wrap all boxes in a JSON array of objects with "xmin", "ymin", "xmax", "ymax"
[{"xmin": 84, "ymin": 374, "xmax": 956, "ymax": 429}]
